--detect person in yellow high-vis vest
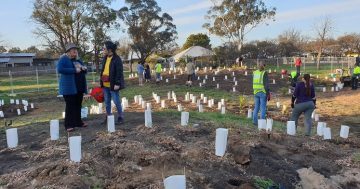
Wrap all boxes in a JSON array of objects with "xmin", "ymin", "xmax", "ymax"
[
  {"xmin": 252, "ymin": 62, "xmax": 270, "ymax": 126},
  {"xmin": 155, "ymin": 60, "xmax": 162, "ymax": 83},
  {"xmin": 352, "ymin": 61, "xmax": 360, "ymax": 90}
]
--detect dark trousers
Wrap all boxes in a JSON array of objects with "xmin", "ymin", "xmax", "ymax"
[
  {"xmin": 63, "ymin": 93, "xmax": 83, "ymax": 129},
  {"xmin": 352, "ymin": 76, "xmax": 359, "ymax": 90}
]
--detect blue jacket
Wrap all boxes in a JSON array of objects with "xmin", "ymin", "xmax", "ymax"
[
  {"xmin": 57, "ymin": 55, "xmax": 87, "ymax": 95},
  {"xmin": 137, "ymin": 64, "xmax": 144, "ymax": 74}
]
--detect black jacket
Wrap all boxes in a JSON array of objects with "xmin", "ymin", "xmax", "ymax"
[{"xmin": 100, "ymin": 54, "xmax": 125, "ymax": 91}]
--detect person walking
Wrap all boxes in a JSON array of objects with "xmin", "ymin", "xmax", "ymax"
[
  {"xmin": 155, "ymin": 60, "xmax": 162, "ymax": 83},
  {"xmin": 351, "ymin": 61, "xmax": 360, "ymax": 90},
  {"xmin": 57, "ymin": 43, "xmax": 88, "ymax": 132},
  {"xmin": 252, "ymin": 62, "xmax": 270, "ymax": 126},
  {"xmin": 137, "ymin": 62, "xmax": 145, "ymax": 86},
  {"xmin": 290, "ymin": 74, "xmax": 316, "ymax": 136},
  {"xmin": 186, "ymin": 58, "xmax": 195, "ymax": 87},
  {"xmin": 100, "ymin": 41, "xmax": 125, "ymax": 124},
  {"xmin": 295, "ymin": 57, "xmax": 302, "ymax": 74},
  {"xmin": 144, "ymin": 62, "xmax": 151, "ymax": 82}
]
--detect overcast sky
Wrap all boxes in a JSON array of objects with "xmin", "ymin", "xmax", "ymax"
[{"xmin": 1, "ymin": 0, "xmax": 360, "ymax": 49}]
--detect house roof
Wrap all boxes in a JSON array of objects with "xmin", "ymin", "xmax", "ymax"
[{"xmin": 0, "ymin": 53, "xmax": 36, "ymax": 57}]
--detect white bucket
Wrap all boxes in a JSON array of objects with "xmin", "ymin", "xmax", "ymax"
[
  {"xmin": 0, "ymin": 111, "xmax": 4, "ymax": 118},
  {"xmin": 69, "ymin": 136, "xmax": 81, "ymax": 162},
  {"xmin": 166, "ymin": 79, "xmax": 169, "ymax": 83},
  {"xmin": 199, "ymin": 83, "xmax": 202, "ymax": 87},
  {"xmin": 235, "ymin": 81, "xmax": 238, "ymax": 86},
  {"xmin": 145, "ymin": 110, "xmax": 152, "ymax": 128},
  {"xmin": 258, "ymin": 119, "xmax": 266, "ymax": 130},
  {"xmin": 323, "ymin": 127, "xmax": 331, "ymax": 140},
  {"xmin": 273, "ymin": 79, "xmax": 276, "ymax": 84},
  {"xmin": 6, "ymin": 128, "xmax": 18, "ymax": 148},
  {"xmin": 225, "ymin": 75, "xmax": 228, "ymax": 80},
  {"xmin": 200, "ymin": 94, "xmax": 204, "ymax": 99},
  {"xmin": 340, "ymin": 125, "xmax": 350, "ymax": 139},
  {"xmin": 217, "ymin": 83, "xmax": 220, "ymax": 89},
  {"xmin": 247, "ymin": 109, "xmax": 252, "ymax": 118},
  {"xmin": 10, "ymin": 99, "xmax": 14, "ymax": 104},
  {"xmin": 266, "ymin": 119, "xmax": 273, "ymax": 132},
  {"xmin": 317, "ymin": 122, "xmax": 325, "ymax": 136},
  {"xmin": 107, "ymin": 115, "xmax": 115, "ymax": 133},
  {"xmin": 233, "ymin": 87, "xmax": 236, "ymax": 92},
  {"xmin": 164, "ymin": 175, "xmax": 186, "ymax": 189},
  {"xmin": 181, "ymin": 112, "xmax": 189, "ymax": 126},
  {"xmin": 50, "ymin": 120, "xmax": 59, "ymax": 140},
  {"xmin": 215, "ymin": 128, "xmax": 228, "ymax": 157},
  {"xmin": 287, "ymin": 121, "xmax": 296, "ymax": 136},
  {"xmin": 213, "ymin": 77, "xmax": 215, "ymax": 81},
  {"xmin": 17, "ymin": 109, "xmax": 21, "ymax": 116},
  {"xmin": 276, "ymin": 102, "xmax": 280, "ymax": 108},
  {"xmin": 15, "ymin": 99, "xmax": 19, "ymax": 105},
  {"xmin": 323, "ymin": 87, "xmax": 326, "ymax": 92},
  {"xmin": 245, "ymin": 71, "xmax": 248, "ymax": 76},
  {"xmin": 24, "ymin": 106, "xmax": 28, "ymax": 112}
]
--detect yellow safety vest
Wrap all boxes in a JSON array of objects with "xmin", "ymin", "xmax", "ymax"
[
  {"xmin": 291, "ymin": 71, "xmax": 297, "ymax": 78},
  {"xmin": 253, "ymin": 70, "xmax": 266, "ymax": 94},
  {"xmin": 155, "ymin": 63, "xmax": 162, "ymax": 73},
  {"xmin": 354, "ymin": 66, "xmax": 360, "ymax": 75}
]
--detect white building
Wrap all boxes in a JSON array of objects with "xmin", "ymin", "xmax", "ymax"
[{"xmin": 0, "ymin": 53, "xmax": 36, "ymax": 67}]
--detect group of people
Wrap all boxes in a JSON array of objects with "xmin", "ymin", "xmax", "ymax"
[
  {"xmin": 137, "ymin": 62, "xmax": 151, "ymax": 86},
  {"xmin": 137, "ymin": 61, "xmax": 163, "ymax": 85},
  {"xmin": 57, "ymin": 44, "xmax": 357, "ymax": 135},
  {"xmin": 57, "ymin": 41, "xmax": 125, "ymax": 132},
  {"xmin": 252, "ymin": 57, "xmax": 316, "ymax": 136}
]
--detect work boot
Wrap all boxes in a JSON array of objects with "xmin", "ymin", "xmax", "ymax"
[{"xmin": 117, "ymin": 117, "xmax": 124, "ymax": 125}]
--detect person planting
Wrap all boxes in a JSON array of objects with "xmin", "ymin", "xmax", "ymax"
[{"xmin": 351, "ymin": 61, "xmax": 360, "ymax": 90}]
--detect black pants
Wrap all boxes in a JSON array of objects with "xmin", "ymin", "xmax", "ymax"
[
  {"xmin": 352, "ymin": 76, "xmax": 359, "ymax": 90},
  {"xmin": 63, "ymin": 93, "xmax": 83, "ymax": 129}
]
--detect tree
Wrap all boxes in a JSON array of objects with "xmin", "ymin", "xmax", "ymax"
[
  {"xmin": 31, "ymin": 0, "xmax": 116, "ymax": 58},
  {"xmin": 182, "ymin": 33, "xmax": 211, "ymax": 50},
  {"xmin": 23, "ymin": 46, "xmax": 40, "ymax": 54},
  {"xmin": 256, "ymin": 40, "xmax": 277, "ymax": 58},
  {"xmin": 84, "ymin": 1, "xmax": 119, "ymax": 72},
  {"xmin": 0, "ymin": 46, "xmax": 6, "ymax": 53},
  {"xmin": 337, "ymin": 33, "xmax": 360, "ymax": 55},
  {"xmin": 118, "ymin": 0, "xmax": 177, "ymax": 64},
  {"xmin": 8, "ymin": 47, "xmax": 22, "ymax": 53},
  {"xmin": 314, "ymin": 17, "xmax": 333, "ymax": 69},
  {"xmin": 203, "ymin": 0, "xmax": 275, "ymax": 51}
]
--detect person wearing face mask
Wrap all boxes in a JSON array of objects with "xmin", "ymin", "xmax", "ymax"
[
  {"xmin": 57, "ymin": 43, "xmax": 88, "ymax": 132},
  {"xmin": 100, "ymin": 41, "xmax": 125, "ymax": 124}
]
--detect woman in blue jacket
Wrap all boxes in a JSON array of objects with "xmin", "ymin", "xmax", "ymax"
[{"xmin": 57, "ymin": 43, "xmax": 88, "ymax": 132}]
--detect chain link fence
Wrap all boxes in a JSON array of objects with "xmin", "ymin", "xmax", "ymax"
[{"xmin": 0, "ymin": 56, "xmax": 356, "ymax": 96}]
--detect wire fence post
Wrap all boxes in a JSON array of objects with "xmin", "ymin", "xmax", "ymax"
[
  {"xmin": 36, "ymin": 68, "xmax": 40, "ymax": 92},
  {"xmin": 9, "ymin": 70, "xmax": 14, "ymax": 96}
]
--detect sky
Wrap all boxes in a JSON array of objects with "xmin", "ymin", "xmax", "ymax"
[{"xmin": 1, "ymin": 0, "xmax": 360, "ymax": 50}]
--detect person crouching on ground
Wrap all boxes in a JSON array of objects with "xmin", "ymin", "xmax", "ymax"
[
  {"xmin": 290, "ymin": 74, "xmax": 316, "ymax": 136},
  {"xmin": 155, "ymin": 60, "xmax": 162, "ymax": 83},
  {"xmin": 137, "ymin": 62, "xmax": 144, "ymax": 86},
  {"xmin": 100, "ymin": 41, "xmax": 125, "ymax": 124},
  {"xmin": 57, "ymin": 43, "xmax": 88, "ymax": 132},
  {"xmin": 252, "ymin": 62, "xmax": 270, "ymax": 126},
  {"xmin": 186, "ymin": 58, "xmax": 195, "ymax": 87}
]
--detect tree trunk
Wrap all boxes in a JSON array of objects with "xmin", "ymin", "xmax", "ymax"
[{"xmin": 317, "ymin": 47, "xmax": 322, "ymax": 70}]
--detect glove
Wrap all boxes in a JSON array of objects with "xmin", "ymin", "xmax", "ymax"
[
  {"xmin": 267, "ymin": 93, "xmax": 271, "ymax": 101},
  {"xmin": 114, "ymin": 85, "xmax": 120, "ymax": 90},
  {"xmin": 291, "ymin": 103, "xmax": 294, "ymax": 109}
]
